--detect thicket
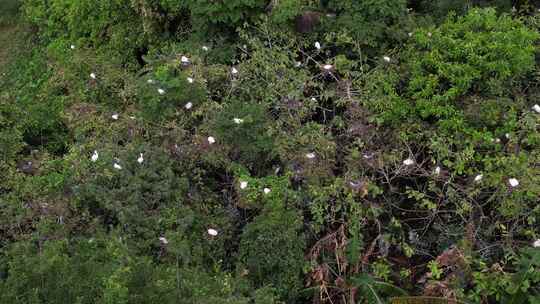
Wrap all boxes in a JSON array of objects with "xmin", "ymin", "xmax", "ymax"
[{"xmin": 1, "ymin": 0, "xmax": 540, "ymax": 303}]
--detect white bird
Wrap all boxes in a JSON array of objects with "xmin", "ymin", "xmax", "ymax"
[
  {"xmin": 532, "ymin": 104, "xmax": 540, "ymax": 114},
  {"xmin": 306, "ymin": 152, "xmax": 316, "ymax": 159},
  {"xmin": 505, "ymin": 133, "xmax": 510, "ymax": 139},
  {"xmin": 311, "ymin": 97, "xmax": 317, "ymax": 102},
  {"xmin": 295, "ymin": 61, "xmax": 302, "ymax": 67},
  {"xmin": 323, "ymin": 64, "xmax": 333, "ymax": 70},
  {"xmin": 403, "ymin": 158, "xmax": 415, "ymax": 166},
  {"xmin": 185, "ymin": 102, "xmax": 193, "ymax": 110},
  {"xmin": 111, "ymin": 114, "xmax": 119, "ymax": 120},
  {"xmin": 90, "ymin": 73, "xmax": 96, "ymax": 79},
  {"xmin": 383, "ymin": 56, "xmax": 391, "ymax": 63},
  {"xmin": 158, "ymin": 88, "xmax": 165, "ymax": 95},
  {"xmin": 508, "ymin": 178, "xmax": 519, "ymax": 187},
  {"xmin": 202, "ymin": 46, "xmax": 209, "ymax": 51},
  {"xmin": 159, "ymin": 237, "xmax": 168, "ymax": 244},
  {"xmin": 363, "ymin": 153, "xmax": 374, "ymax": 159},
  {"xmin": 187, "ymin": 77, "xmax": 194, "ymax": 83},
  {"xmin": 315, "ymin": 41, "xmax": 321, "ymax": 50},
  {"xmin": 427, "ymin": 32, "xmax": 432, "ymax": 37},
  {"xmin": 240, "ymin": 181, "xmax": 248, "ymax": 189},
  {"xmin": 231, "ymin": 67, "xmax": 238, "ymax": 75},
  {"xmin": 91, "ymin": 150, "xmax": 99, "ymax": 162},
  {"xmin": 70, "ymin": 44, "xmax": 75, "ymax": 50},
  {"xmin": 408, "ymin": 32, "xmax": 413, "ymax": 37},
  {"xmin": 147, "ymin": 79, "xmax": 154, "ymax": 84},
  {"xmin": 233, "ymin": 118, "xmax": 244, "ymax": 124},
  {"xmin": 207, "ymin": 136, "xmax": 216, "ymax": 144},
  {"xmin": 207, "ymin": 228, "xmax": 218, "ymax": 236},
  {"xmin": 181, "ymin": 56, "xmax": 190, "ymax": 64},
  {"xmin": 263, "ymin": 188, "xmax": 271, "ymax": 194},
  {"xmin": 113, "ymin": 163, "xmax": 122, "ymax": 170},
  {"xmin": 434, "ymin": 166, "xmax": 441, "ymax": 175},
  {"xmin": 474, "ymin": 174, "xmax": 483, "ymax": 182},
  {"xmin": 534, "ymin": 239, "xmax": 540, "ymax": 248},
  {"xmin": 137, "ymin": 153, "xmax": 144, "ymax": 164}
]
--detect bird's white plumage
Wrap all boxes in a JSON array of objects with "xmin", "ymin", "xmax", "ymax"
[
  {"xmin": 403, "ymin": 158, "xmax": 415, "ymax": 166},
  {"xmin": 91, "ymin": 150, "xmax": 99, "ymax": 162}
]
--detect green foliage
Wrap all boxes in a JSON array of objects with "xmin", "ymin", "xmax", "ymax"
[
  {"xmin": 185, "ymin": 0, "xmax": 267, "ymax": 29},
  {"xmin": 0, "ymin": 0, "xmax": 20, "ymax": 24},
  {"xmin": 22, "ymin": 0, "xmax": 145, "ymax": 66},
  {"xmin": 3, "ymin": 2, "xmax": 540, "ymax": 304},
  {"xmin": 138, "ymin": 64, "xmax": 206, "ymax": 121},
  {"xmin": 238, "ymin": 207, "xmax": 306, "ymax": 300},
  {"xmin": 324, "ymin": 0, "xmax": 409, "ymax": 51},
  {"xmin": 211, "ymin": 99, "xmax": 274, "ymax": 167}
]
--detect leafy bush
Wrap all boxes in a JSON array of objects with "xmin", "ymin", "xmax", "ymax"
[
  {"xmin": 238, "ymin": 206, "xmax": 306, "ymax": 300},
  {"xmin": 3, "ymin": 2, "xmax": 540, "ymax": 304}
]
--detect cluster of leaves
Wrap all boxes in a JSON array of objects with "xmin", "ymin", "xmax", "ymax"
[{"xmin": 2, "ymin": 1, "xmax": 540, "ymax": 304}]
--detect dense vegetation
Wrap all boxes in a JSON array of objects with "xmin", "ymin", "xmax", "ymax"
[{"xmin": 1, "ymin": 0, "xmax": 540, "ymax": 303}]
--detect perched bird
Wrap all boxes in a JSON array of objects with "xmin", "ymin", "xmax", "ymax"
[
  {"xmin": 403, "ymin": 158, "xmax": 415, "ymax": 166},
  {"xmin": 17, "ymin": 160, "xmax": 36, "ymax": 175},
  {"xmin": 240, "ymin": 181, "xmax": 248, "ymax": 189},
  {"xmin": 180, "ymin": 56, "xmax": 190, "ymax": 66},
  {"xmin": 508, "ymin": 178, "xmax": 519, "ymax": 187},
  {"xmin": 157, "ymin": 88, "xmax": 165, "ymax": 95},
  {"xmin": 185, "ymin": 102, "xmax": 193, "ymax": 110},
  {"xmin": 207, "ymin": 136, "xmax": 216, "ymax": 144},
  {"xmin": 263, "ymin": 188, "xmax": 271, "ymax": 194},
  {"xmin": 207, "ymin": 228, "xmax": 218, "ymax": 236},
  {"xmin": 137, "ymin": 153, "xmax": 144, "ymax": 164},
  {"xmin": 91, "ymin": 150, "xmax": 99, "ymax": 162}
]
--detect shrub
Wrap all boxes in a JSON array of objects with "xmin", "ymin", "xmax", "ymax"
[
  {"xmin": 404, "ymin": 8, "xmax": 538, "ymax": 128},
  {"xmin": 210, "ymin": 99, "xmax": 275, "ymax": 168},
  {"xmin": 237, "ymin": 206, "xmax": 306, "ymax": 300}
]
